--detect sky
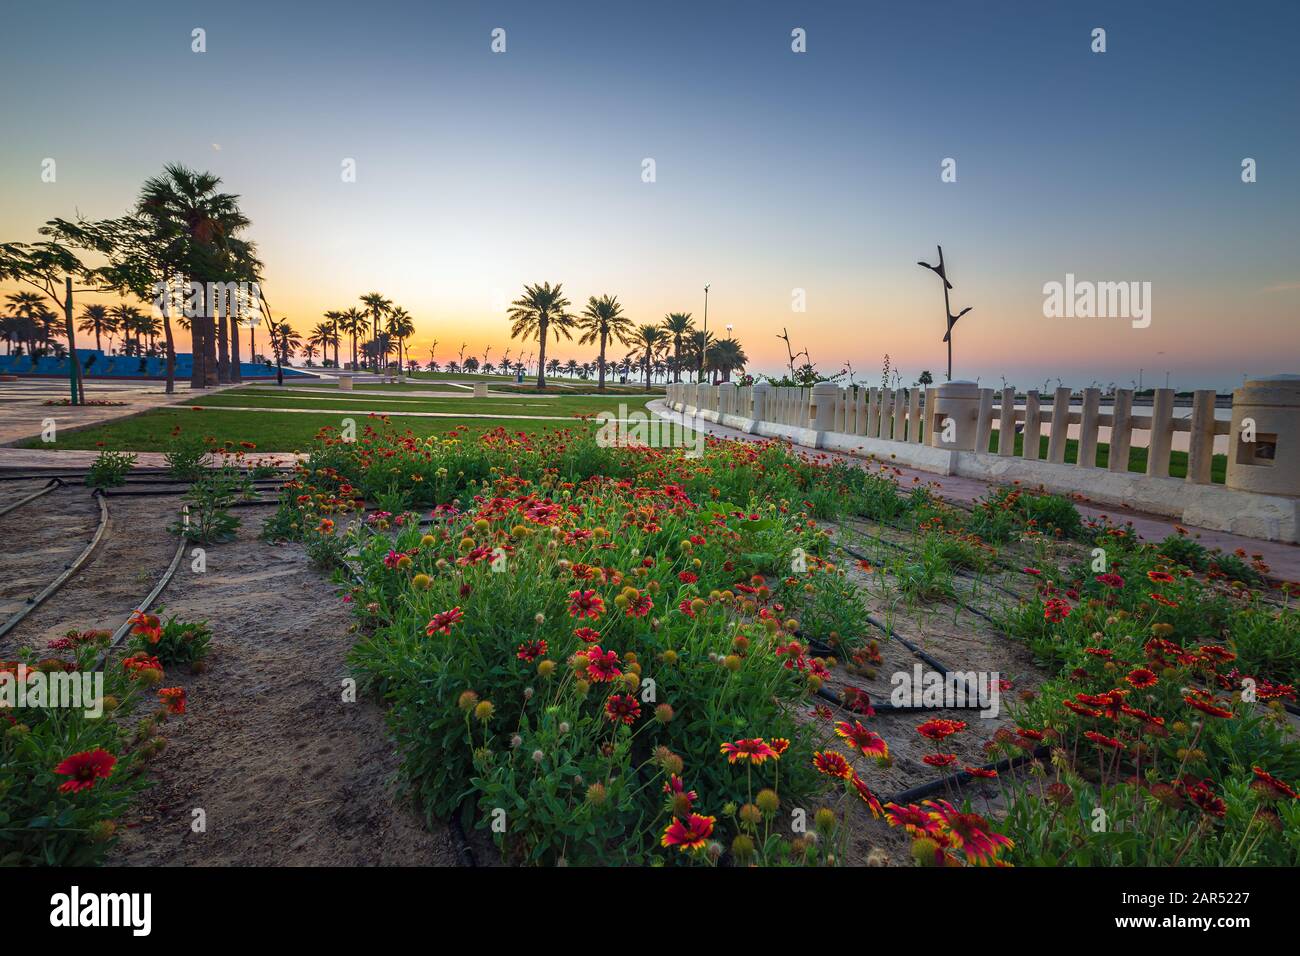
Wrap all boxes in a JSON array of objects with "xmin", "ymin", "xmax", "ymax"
[{"xmin": 1, "ymin": 0, "xmax": 1297, "ymax": 391}]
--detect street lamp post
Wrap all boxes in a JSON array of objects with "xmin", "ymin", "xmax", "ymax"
[{"xmin": 700, "ymin": 283, "xmax": 709, "ymax": 384}]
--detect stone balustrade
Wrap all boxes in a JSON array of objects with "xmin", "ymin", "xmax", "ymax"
[{"xmin": 661, "ymin": 376, "xmax": 1300, "ymax": 543}]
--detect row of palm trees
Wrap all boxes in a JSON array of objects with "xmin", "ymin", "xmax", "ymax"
[
  {"xmin": 504, "ymin": 282, "xmax": 747, "ymax": 389},
  {"xmin": 3, "ymin": 294, "xmax": 161, "ymax": 362},
  {"xmin": 306, "ymin": 294, "xmax": 414, "ymax": 373}
]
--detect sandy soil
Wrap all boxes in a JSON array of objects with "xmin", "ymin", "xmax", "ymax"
[{"xmin": 1, "ymin": 485, "xmax": 455, "ymax": 866}]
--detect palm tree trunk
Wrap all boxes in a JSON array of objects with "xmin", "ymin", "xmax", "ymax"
[
  {"xmin": 217, "ymin": 306, "xmax": 230, "ymax": 383},
  {"xmin": 536, "ymin": 320, "xmax": 548, "ymax": 389},
  {"xmin": 597, "ymin": 331, "xmax": 607, "ymax": 393},
  {"xmin": 190, "ymin": 287, "xmax": 206, "ymax": 388},
  {"xmin": 230, "ymin": 315, "xmax": 242, "ymax": 383},
  {"xmin": 163, "ymin": 317, "xmax": 176, "ymax": 394}
]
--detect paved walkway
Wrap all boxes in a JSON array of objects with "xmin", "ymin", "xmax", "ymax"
[
  {"xmin": 647, "ymin": 401, "xmax": 1300, "ymax": 580},
  {"xmin": 0, "ymin": 378, "xmax": 243, "ymax": 447}
]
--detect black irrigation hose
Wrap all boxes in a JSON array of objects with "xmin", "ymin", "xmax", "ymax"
[
  {"xmin": 94, "ymin": 514, "xmax": 188, "ymax": 672},
  {"xmin": 843, "ymin": 513, "xmax": 1026, "ymax": 602},
  {"xmin": 882, "ymin": 745, "xmax": 1053, "ymax": 806},
  {"xmin": 96, "ymin": 482, "xmax": 283, "ymax": 498},
  {"xmin": 814, "ymin": 686, "xmax": 986, "ymax": 715},
  {"xmin": 0, "ymin": 477, "xmax": 64, "ymax": 519},
  {"xmin": 0, "ymin": 490, "xmax": 110, "ymax": 642}
]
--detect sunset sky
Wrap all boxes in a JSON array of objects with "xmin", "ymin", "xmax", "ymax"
[{"xmin": 1, "ymin": 0, "xmax": 1296, "ymax": 390}]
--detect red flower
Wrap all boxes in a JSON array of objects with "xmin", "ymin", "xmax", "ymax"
[
  {"xmin": 661, "ymin": 813, "xmax": 716, "ymax": 851},
  {"xmin": 425, "ymin": 606, "xmax": 464, "ymax": 636},
  {"xmin": 768, "ymin": 737, "xmax": 791, "ymax": 756},
  {"xmin": 1083, "ymin": 730, "xmax": 1124, "ymax": 751},
  {"xmin": 812, "ymin": 750, "xmax": 852, "ymax": 779},
  {"xmin": 1178, "ymin": 777, "xmax": 1227, "ymax": 818},
  {"xmin": 965, "ymin": 766, "xmax": 998, "ymax": 779},
  {"xmin": 1251, "ymin": 767, "xmax": 1298, "ymax": 801},
  {"xmin": 54, "ymin": 749, "xmax": 116, "ymax": 794},
  {"xmin": 584, "ymin": 646, "xmax": 622, "ymax": 683},
  {"xmin": 916, "ymin": 719, "xmax": 967, "ymax": 741},
  {"xmin": 567, "ymin": 589, "xmax": 605, "ymax": 620},
  {"xmin": 835, "ymin": 721, "xmax": 889, "ymax": 759},
  {"xmin": 625, "ymin": 591, "xmax": 654, "ymax": 618},
  {"xmin": 883, "ymin": 802, "xmax": 941, "ymax": 837},
  {"xmin": 721, "ymin": 738, "xmax": 779, "ymax": 765},
  {"xmin": 1043, "ymin": 598, "xmax": 1072, "ymax": 623},
  {"xmin": 662, "ymin": 774, "xmax": 698, "ymax": 807},
  {"xmin": 605, "ymin": 694, "xmax": 641, "ymax": 725},
  {"xmin": 677, "ymin": 571, "xmax": 698, "ymax": 584},
  {"xmin": 1124, "ymin": 668, "xmax": 1159, "ymax": 689},
  {"xmin": 158, "ymin": 686, "xmax": 186, "ymax": 715},
  {"xmin": 1147, "ymin": 570, "xmax": 1175, "ymax": 583},
  {"xmin": 850, "ymin": 772, "xmax": 885, "ymax": 818},
  {"xmin": 516, "ymin": 639, "xmax": 548, "ymax": 662},
  {"xmin": 1095, "ymin": 572, "xmax": 1125, "ymax": 588},
  {"xmin": 923, "ymin": 753, "xmax": 958, "ymax": 767},
  {"xmin": 1148, "ymin": 592, "xmax": 1179, "ymax": 608},
  {"xmin": 572, "ymin": 627, "xmax": 601, "ymax": 643},
  {"xmin": 1183, "ymin": 690, "xmax": 1234, "ymax": 719},
  {"xmin": 926, "ymin": 799, "xmax": 1014, "ymax": 865}
]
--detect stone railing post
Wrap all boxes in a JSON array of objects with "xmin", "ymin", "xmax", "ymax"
[
  {"xmin": 750, "ymin": 382, "xmax": 769, "ymax": 422},
  {"xmin": 811, "ymin": 382, "xmax": 838, "ymax": 434},
  {"xmin": 1227, "ymin": 375, "xmax": 1300, "ymax": 495},
  {"xmin": 929, "ymin": 381, "xmax": 980, "ymax": 450}
]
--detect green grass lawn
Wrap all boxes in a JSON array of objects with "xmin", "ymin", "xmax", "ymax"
[
  {"xmin": 987, "ymin": 431, "xmax": 1226, "ymax": 483},
  {"xmin": 29, "ymin": 407, "xmax": 603, "ymax": 453},
  {"xmin": 262, "ymin": 377, "xmax": 662, "ymax": 395},
  {"xmin": 193, "ymin": 389, "xmax": 653, "ymax": 418}
]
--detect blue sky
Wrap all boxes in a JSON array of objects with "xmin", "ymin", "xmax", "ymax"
[{"xmin": 1, "ymin": 0, "xmax": 1296, "ymax": 389}]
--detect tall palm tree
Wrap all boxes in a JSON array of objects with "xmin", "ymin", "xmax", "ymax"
[
  {"xmin": 322, "ymin": 310, "xmax": 343, "ymax": 367},
  {"xmin": 507, "ymin": 281, "xmax": 574, "ymax": 389},
  {"xmin": 577, "ymin": 294, "xmax": 633, "ymax": 393},
  {"xmin": 660, "ymin": 312, "xmax": 694, "ymax": 383},
  {"xmin": 5, "ymin": 291, "xmax": 47, "ymax": 359},
  {"xmin": 564, "ymin": 358, "xmax": 579, "ymax": 378},
  {"xmin": 136, "ymin": 164, "xmax": 250, "ymax": 388},
  {"xmin": 683, "ymin": 329, "xmax": 716, "ymax": 382},
  {"xmin": 629, "ymin": 324, "xmax": 668, "ymax": 388},
  {"xmin": 385, "ymin": 306, "xmax": 414, "ymax": 373},
  {"xmin": 340, "ymin": 307, "xmax": 367, "ymax": 370},
  {"xmin": 706, "ymin": 337, "xmax": 748, "ymax": 383},
  {"xmin": 77, "ymin": 303, "xmax": 116, "ymax": 353},
  {"xmin": 546, "ymin": 358, "xmax": 561, "ymax": 378},
  {"xmin": 360, "ymin": 292, "xmax": 391, "ymax": 371},
  {"xmin": 308, "ymin": 321, "xmax": 337, "ymax": 367}
]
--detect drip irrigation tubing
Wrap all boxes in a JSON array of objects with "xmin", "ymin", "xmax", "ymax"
[
  {"xmin": 839, "ymin": 515, "xmax": 1026, "ymax": 603},
  {"xmin": 0, "ymin": 477, "xmax": 64, "ymax": 519},
  {"xmin": 0, "ymin": 490, "xmax": 111, "ymax": 642},
  {"xmin": 94, "ymin": 511, "xmax": 188, "ymax": 672},
  {"xmin": 96, "ymin": 481, "xmax": 284, "ymax": 498},
  {"xmin": 881, "ymin": 745, "xmax": 1053, "ymax": 806}
]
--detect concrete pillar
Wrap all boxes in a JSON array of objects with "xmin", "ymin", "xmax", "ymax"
[
  {"xmin": 1146, "ymin": 388, "xmax": 1175, "ymax": 477},
  {"xmin": 974, "ymin": 388, "xmax": 994, "ymax": 453},
  {"xmin": 811, "ymin": 382, "xmax": 838, "ymax": 433},
  {"xmin": 997, "ymin": 387, "xmax": 1016, "ymax": 455},
  {"xmin": 751, "ymin": 382, "xmax": 769, "ymax": 422},
  {"xmin": 930, "ymin": 381, "xmax": 981, "ymax": 450},
  {"xmin": 1227, "ymin": 375, "xmax": 1300, "ymax": 496},
  {"xmin": 1185, "ymin": 389, "xmax": 1217, "ymax": 485},
  {"xmin": 1108, "ymin": 389, "xmax": 1133, "ymax": 472},
  {"xmin": 473, "ymin": 382, "xmax": 489, "ymax": 398},
  {"xmin": 1078, "ymin": 387, "xmax": 1101, "ymax": 467},
  {"xmin": 907, "ymin": 388, "xmax": 922, "ymax": 443},
  {"xmin": 1022, "ymin": 390, "xmax": 1042, "ymax": 460},
  {"xmin": 338, "ymin": 374, "xmax": 354, "ymax": 391},
  {"xmin": 1046, "ymin": 387, "xmax": 1072, "ymax": 464}
]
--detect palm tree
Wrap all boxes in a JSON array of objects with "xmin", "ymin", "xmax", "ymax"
[
  {"xmin": 385, "ymin": 306, "xmax": 414, "ymax": 373},
  {"xmin": 629, "ymin": 324, "xmax": 668, "ymax": 388},
  {"xmin": 136, "ymin": 164, "xmax": 250, "ymax": 388},
  {"xmin": 564, "ymin": 358, "xmax": 579, "ymax": 379},
  {"xmin": 300, "ymin": 340, "xmax": 320, "ymax": 365},
  {"xmin": 660, "ymin": 312, "xmax": 694, "ymax": 382},
  {"xmin": 308, "ymin": 321, "xmax": 337, "ymax": 367},
  {"xmin": 360, "ymin": 292, "xmax": 391, "ymax": 370},
  {"xmin": 322, "ymin": 310, "xmax": 343, "ymax": 367},
  {"xmin": 706, "ymin": 337, "xmax": 748, "ymax": 383},
  {"xmin": 683, "ymin": 330, "xmax": 716, "ymax": 382},
  {"xmin": 546, "ymin": 358, "xmax": 561, "ymax": 378},
  {"xmin": 5, "ymin": 291, "xmax": 47, "ymax": 359},
  {"xmin": 507, "ymin": 282, "xmax": 574, "ymax": 389},
  {"xmin": 76, "ymin": 303, "xmax": 115, "ymax": 353},
  {"xmin": 339, "ymin": 307, "xmax": 367, "ymax": 370},
  {"xmin": 577, "ymin": 294, "xmax": 633, "ymax": 393}
]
